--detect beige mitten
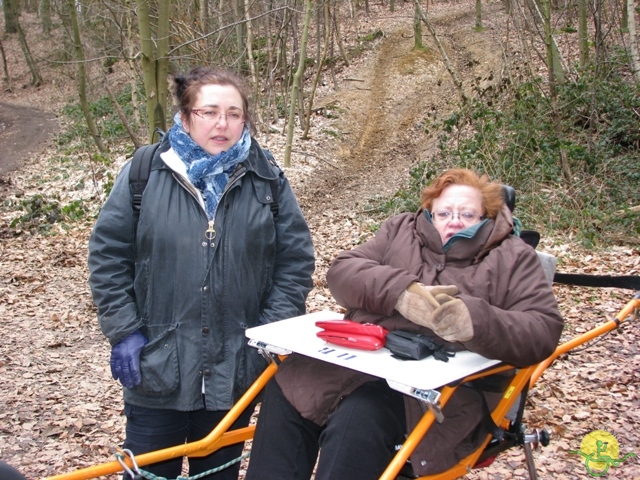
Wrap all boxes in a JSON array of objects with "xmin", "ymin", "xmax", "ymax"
[
  {"xmin": 429, "ymin": 298, "xmax": 474, "ymax": 342},
  {"xmin": 395, "ymin": 283, "xmax": 459, "ymax": 328}
]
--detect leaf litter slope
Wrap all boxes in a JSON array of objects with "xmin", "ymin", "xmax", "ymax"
[{"xmin": 1, "ymin": 2, "xmax": 640, "ymax": 479}]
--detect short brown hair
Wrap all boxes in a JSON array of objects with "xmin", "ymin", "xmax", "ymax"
[
  {"xmin": 172, "ymin": 66, "xmax": 255, "ymax": 134},
  {"xmin": 421, "ymin": 169, "xmax": 504, "ymax": 219}
]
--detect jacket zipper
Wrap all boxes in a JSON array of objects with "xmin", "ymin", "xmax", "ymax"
[{"xmin": 171, "ymin": 165, "xmax": 248, "ymax": 243}]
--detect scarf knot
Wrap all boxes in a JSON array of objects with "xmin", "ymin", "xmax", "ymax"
[{"xmin": 169, "ymin": 112, "xmax": 251, "ymax": 220}]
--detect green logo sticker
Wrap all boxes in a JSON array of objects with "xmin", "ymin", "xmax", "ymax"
[{"xmin": 569, "ymin": 430, "xmax": 637, "ymax": 477}]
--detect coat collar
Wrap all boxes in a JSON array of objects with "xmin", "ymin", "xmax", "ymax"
[
  {"xmin": 415, "ymin": 204, "xmax": 515, "ymax": 263},
  {"xmin": 154, "ymin": 135, "xmax": 279, "ymax": 182}
]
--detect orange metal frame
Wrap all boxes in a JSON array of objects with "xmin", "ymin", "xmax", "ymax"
[{"xmin": 44, "ymin": 294, "xmax": 640, "ymax": 480}]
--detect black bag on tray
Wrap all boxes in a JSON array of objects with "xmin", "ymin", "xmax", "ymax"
[{"xmin": 385, "ymin": 330, "xmax": 456, "ymax": 362}]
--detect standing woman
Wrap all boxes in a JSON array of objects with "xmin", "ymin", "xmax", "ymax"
[{"xmin": 88, "ymin": 67, "xmax": 315, "ymax": 479}]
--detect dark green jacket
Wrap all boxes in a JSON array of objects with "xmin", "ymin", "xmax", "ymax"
[{"xmin": 88, "ymin": 137, "xmax": 315, "ymax": 410}]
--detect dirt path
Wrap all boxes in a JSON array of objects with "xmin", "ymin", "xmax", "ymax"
[
  {"xmin": 295, "ymin": 3, "xmax": 503, "ymax": 218},
  {"xmin": 0, "ymin": 102, "xmax": 59, "ymax": 176}
]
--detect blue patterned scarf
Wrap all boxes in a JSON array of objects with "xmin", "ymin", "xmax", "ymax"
[{"xmin": 168, "ymin": 112, "xmax": 251, "ymax": 220}]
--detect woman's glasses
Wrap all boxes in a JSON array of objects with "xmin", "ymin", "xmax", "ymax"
[
  {"xmin": 431, "ymin": 210, "xmax": 484, "ymax": 224},
  {"xmin": 191, "ymin": 109, "xmax": 245, "ymax": 125}
]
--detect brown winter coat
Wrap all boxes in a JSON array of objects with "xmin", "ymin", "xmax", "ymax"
[{"xmin": 276, "ymin": 205, "xmax": 563, "ymax": 475}]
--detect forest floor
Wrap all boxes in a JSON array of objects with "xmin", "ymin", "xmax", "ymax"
[{"xmin": 1, "ymin": 1, "xmax": 640, "ymax": 479}]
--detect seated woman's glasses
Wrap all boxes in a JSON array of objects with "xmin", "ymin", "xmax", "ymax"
[{"xmin": 431, "ymin": 210, "xmax": 484, "ymax": 224}]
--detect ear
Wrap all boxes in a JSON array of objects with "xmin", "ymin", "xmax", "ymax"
[{"xmin": 181, "ymin": 113, "xmax": 191, "ymax": 133}]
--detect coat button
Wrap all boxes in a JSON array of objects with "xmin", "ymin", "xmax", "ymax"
[
  {"xmin": 203, "ymin": 285, "xmax": 209, "ymax": 292},
  {"xmin": 202, "ymin": 327, "xmax": 210, "ymax": 334},
  {"xmin": 203, "ymin": 369, "xmax": 211, "ymax": 378}
]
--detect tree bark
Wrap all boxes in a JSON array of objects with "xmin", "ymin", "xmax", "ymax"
[
  {"xmin": 136, "ymin": 0, "xmax": 171, "ymax": 143},
  {"xmin": 578, "ymin": 0, "xmax": 589, "ymax": 66},
  {"xmin": 303, "ymin": 0, "xmax": 330, "ymax": 139},
  {"xmin": 332, "ymin": 0, "xmax": 350, "ymax": 67},
  {"xmin": 3, "ymin": 0, "xmax": 19, "ymax": 34},
  {"xmin": 627, "ymin": 0, "xmax": 640, "ymax": 82},
  {"xmin": 0, "ymin": 36, "xmax": 13, "ymax": 92},
  {"xmin": 415, "ymin": 0, "xmax": 469, "ymax": 103},
  {"xmin": 39, "ymin": 0, "xmax": 52, "ymax": 34},
  {"xmin": 414, "ymin": 4, "xmax": 424, "ymax": 49},
  {"xmin": 105, "ymin": 80, "xmax": 142, "ymax": 150},
  {"xmin": 68, "ymin": 0, "xmax": 106, "ymax": 153},
  {"xmin": 155, "ymin": 0, "xmax": 170, "ymax": 135},
  {"xmin": 244, "ymin": 0, "xmax": 258, "ymax": 97},
  {"xmin": 284, "ymin": 0, "xmax": 312, "ymax": 167},
  {"xmin": 16, "ymin": 21, "xmax": 43, "ymax": 87}
]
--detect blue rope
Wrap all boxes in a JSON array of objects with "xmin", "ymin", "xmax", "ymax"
[{"xmin": 115, "ymin": 451, "xmax": 251, "ymax": 480}]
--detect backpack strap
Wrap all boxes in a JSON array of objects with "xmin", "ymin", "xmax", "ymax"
[
  {"xmin": 129, "ymin": 142, "xmax": 160, "ymax": 212},
  {"xmin": 269, "ymin": 178, "xmax": 279, "ymax": 221},
  {"xmin": 262, "ymin": 148, "xmax": 280, "ymax": 222}
]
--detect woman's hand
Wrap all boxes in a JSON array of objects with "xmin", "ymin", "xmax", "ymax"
[
  {"xmin": 110, "ymin": 330, "xmax": 148, "ymax": 388},
  {"xmin": 395, "ymin": 283, "xmax": 458, "ymax": 325},
  {"xmin": 396, "ymin": 283, "xmax": 473, "ymax": 342}
]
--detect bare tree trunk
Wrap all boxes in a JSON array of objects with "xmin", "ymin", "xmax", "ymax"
[
  {"xmin": 540, "ymin": 0, "xmax": 571, "ymax": 181},
  {"xmin": 263, "ymin": 0, "xmax": 276, "ymax": 139},
  {"xmin": 284, "ymin": 0, "xmax": 312, "ymax": 167},
  {"xmin": 414, "ymin": 4, "xmax": 424, "ymax": 49},
  {"xmin": 68, "ymin": 0, "xmax": 106, "ymax": 153},
  {"xmin": 333, "ymin": 0, "xmax": 350, "ymax": 67},
  {"xmin": 476, "ymin": 0, "xmax": 483, "ymax": 29},
  {"xmin": 244, "ymin": 0, "xmax": 258, "ymax": 96},
  {"xmin": 0, "ymin": 36, "xmax": 13, "ymax": 92},
  {"xmin": 155, "ymin": 0, "xmax": 170, "ymax": 135},
  {"xmin": 232, "ymin": 0, "xmax": 245, "ymax": 68},
  {"xmin": 512, "ymin": 0, "xmax": 539, "ymax": 81},
  {"xmin": 627, "ymin": 0, "xmax": 640, "ymax": 81},
  {"xmin": 124, "ymin": 2, "xmax": 141, "ymax": 129},
  {"xmin": 279, "ymin": 8, "xmax": 291, "ymax": 135},
  {"xmin": 137, "ymin": 0, "xmax": 156, "ymax": 142},
  {"xmin": 39, "ymin": 0, "xmax": 52, "ymax": 34},
  {"xmin": 290, "ymin": 11, "xmax": 307, "ymax": 132},
  {"xmin": 16, "ymin": 21, "xmax": 43, "ymax": 87},
  {"xmin": 415, "ymin": 0, "xmax": 469, "ymax": 103},
  {"xmin": 579, "ymin": 0, "xmax": 589, "ymax": 66},
  {"xmin": 3, "ymin": 0, "xmax": 19, "ymax": 34},
  {"xmin": 530, "ymin": 0, "xmax": 566, "ymax": 84},
  {"xmin": 329, "ymin": 4, "xmax": 339, "ymax": 89},
  {"xmin": 105, "ymin": 80, "xmax": 142, "ymax": 149},
  {"xmin": 137, "ymin": 0, "xmax": 171, "ymax": 142},
  {"xmin": 302, "ymin": 0, "xmax": 330, "ymax": 139}
]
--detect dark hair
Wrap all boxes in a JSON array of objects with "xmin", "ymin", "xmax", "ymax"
[
  {"xmin": 421, "ymin": 169, "xmax": 504, "ymax": 219},
  {"xmin": 172, "ymin": 66, "xmax": 255, "ymax": 134}
]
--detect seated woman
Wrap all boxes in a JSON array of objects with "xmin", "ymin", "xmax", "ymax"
[{"xmin": 245, "ymin": 169, "xmax": 563, "ymax": 480}]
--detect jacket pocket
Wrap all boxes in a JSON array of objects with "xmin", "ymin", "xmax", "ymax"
[{"xmin": 138, "ymin": 326, "xmax": 179, "ymax": 397}]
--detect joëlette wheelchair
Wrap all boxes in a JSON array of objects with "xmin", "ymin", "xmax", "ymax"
[{"xmin": 44, "ymin": 188, "xmax": 640, "ymax": 480}]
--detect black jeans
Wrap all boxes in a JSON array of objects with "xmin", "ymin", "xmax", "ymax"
[
  {"xmin": 246, "ymin": 379, "xmax": 406, "ymax": 480},
  {"xmin": 122, "ymin": 403, "xmax": 254, "ymax": 480},
  {"xmin": 0, "ymin": 462, "xmax": 27, "ymax": 480}
]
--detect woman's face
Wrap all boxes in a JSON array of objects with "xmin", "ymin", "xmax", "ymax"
[
  {"xmin": 181, "ymin": 84, "xmax": 246, "ymax": 155},
  {"xmin": 430, "ymin": 184, "xmax": 484, "ymax": 244}
]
